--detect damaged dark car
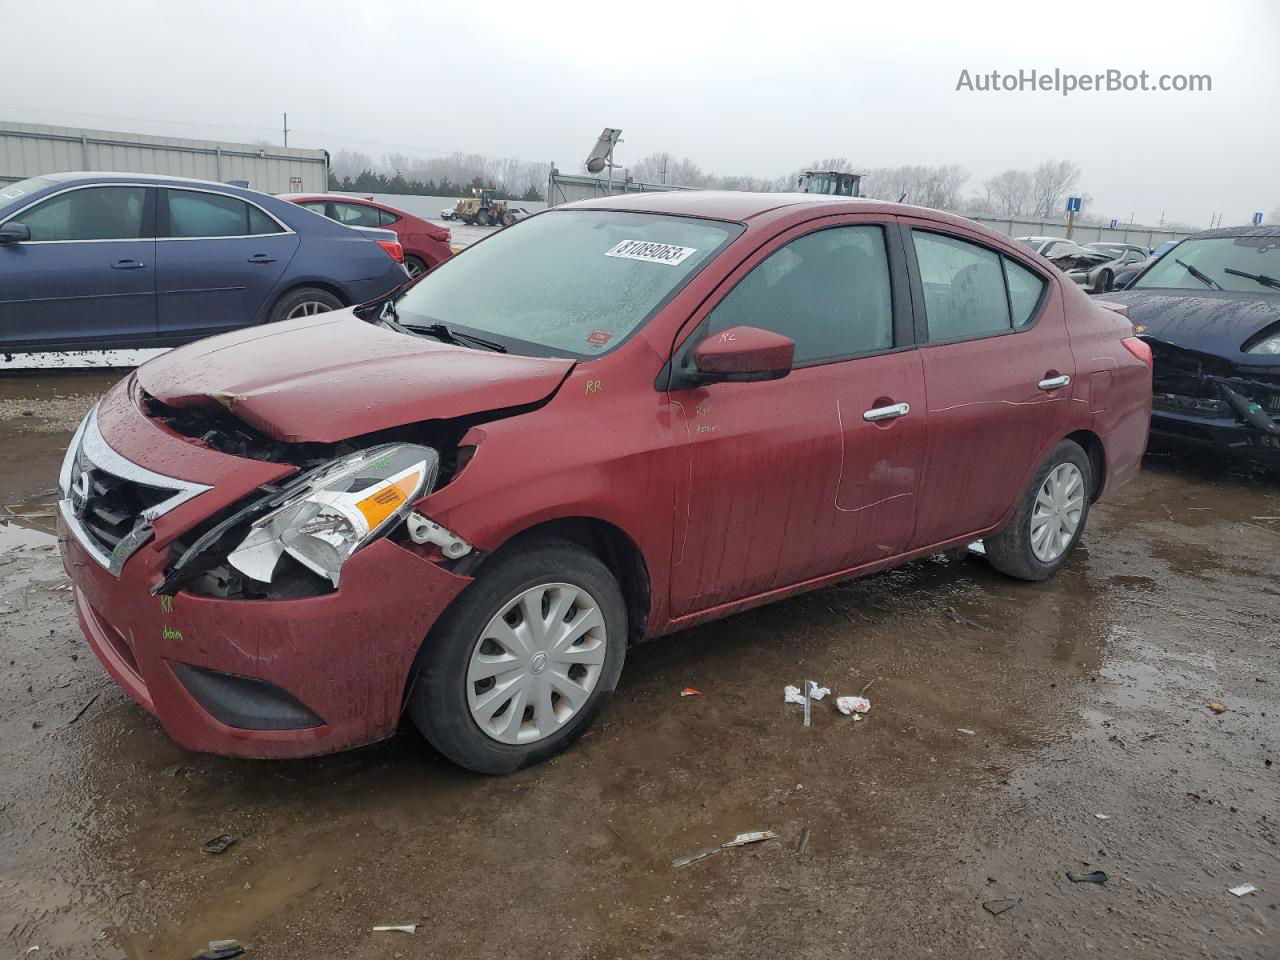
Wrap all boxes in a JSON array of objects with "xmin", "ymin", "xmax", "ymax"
[{"xmin": 1104, "ymin": 225, "xmax": 1280, "ymax": 461}]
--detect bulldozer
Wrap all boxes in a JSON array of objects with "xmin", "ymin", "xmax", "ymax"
[
  {"xmin": 452, "ymin": 187, "xmax": 515, "ymax": 227},
  {"xmin": 798, "ymin": 171, "xmax": 863, "ymax": 197}
]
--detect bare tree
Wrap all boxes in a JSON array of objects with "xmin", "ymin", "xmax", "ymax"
[
  {"xmin": 1030, "ymin": 160, "xmax": 1081, "ymax": 219},
  {"xmin": 1267, "ymin": 206, "xmax": 1280, "ymax": 224},
  {"xmin": 981, "ymin": 169, "xmax": 1034, "ymax": 216}
]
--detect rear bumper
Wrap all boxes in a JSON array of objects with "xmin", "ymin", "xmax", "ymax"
[{"xmin": 62, "ymin": 519, "xmax": 471, "ymax": 758}]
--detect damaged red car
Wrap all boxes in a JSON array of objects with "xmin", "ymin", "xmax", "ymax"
[{"xmin": 58, "ymin": 192, "xmax": 1152, "ymax": 774}]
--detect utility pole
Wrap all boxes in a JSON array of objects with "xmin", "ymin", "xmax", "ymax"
[
  {"xmin": 282, "ymin": 112, "xmax": 289, "ymax": 148},
  {"xmin": 1158, "ymin": 211, "xmax": 1165, "ymax": 229}
]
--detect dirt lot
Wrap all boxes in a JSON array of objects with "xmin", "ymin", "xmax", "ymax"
[{"xmin": 1, "ymin": 372, "xmax": 1276, "ymax": 960}]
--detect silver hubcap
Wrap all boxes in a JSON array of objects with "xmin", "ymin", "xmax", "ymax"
[
  {"xmin": 467, "ymin": 583, "xmax": 606, "ymax": 744},
  {"xmin": 1030, "ymin": 462, "xmax": 1085, "ymax": 562},
  {"xmin": 406, "ymin": 259, "xmax": 425, "ymax": 278},
  {"xmin": 286, "ymin": 300, "xmax": 332, "ymax": 319}
]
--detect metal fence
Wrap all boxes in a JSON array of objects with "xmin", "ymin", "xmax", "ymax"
[
  {"xmin": 963, "ymin": 214, "xmax": 1193, "ymax": 247},
  {"xmin": 0, "ymin": 121, "xmax": 329, "ymax": 194}
]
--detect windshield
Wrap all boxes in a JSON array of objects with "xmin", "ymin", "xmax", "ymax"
[
  {"xmin": 0, "ymin": 176, "xmax": 55, "ymax": 214},
  {"xmin": 1133, "ymin": 235, "xmax": 1280, "ymax": 292},
  {"xmin": 393, "ymin": 209, "xmax": 740, "ymax": 357}
]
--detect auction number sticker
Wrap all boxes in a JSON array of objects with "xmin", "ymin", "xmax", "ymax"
[
  {"xmin": 0, "ymin": 187, "xmax": 24, "ymax": 200},
  {"xmin": 604, "ymin": 239, "xmax": 697, "ymax": 266}
]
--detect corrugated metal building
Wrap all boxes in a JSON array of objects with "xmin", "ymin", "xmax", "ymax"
[{"xmin": 0, "ymin": 121, "xmax": 329, "ymax": 193}]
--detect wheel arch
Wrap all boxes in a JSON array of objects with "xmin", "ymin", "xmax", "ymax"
[
  {"xmin": 264, "ymin": 279, "xmax": 351, "ymax": 321},
  {"xmin": 490, "ymin": 517, "xmax": 652, "ymax": 646},
  {"xmin": 1065, "ymin": 428, "xmax": 1106, "ymax": 500}
]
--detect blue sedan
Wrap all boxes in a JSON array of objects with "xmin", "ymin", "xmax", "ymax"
[{"xmin": 0, "ymin": 172, "xmax": 409, "ymax": 366}]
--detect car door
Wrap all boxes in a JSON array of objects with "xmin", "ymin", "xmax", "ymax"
[
  {"xmin": 0, "ymin": 184, "xmax": 156, "ymax": 350},
  {"xmin": 900, "ymin": 220, "xmax": 1074, "ymax": 549},
  {"xmin": 155, "ymin": 187, "xmax": 298, "ymax": 340},
  {"xmin": 667, "ymin": 217, "xmax": 926, "ymax": 618}
]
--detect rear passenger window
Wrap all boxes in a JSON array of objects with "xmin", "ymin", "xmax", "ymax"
[
  {"xmin": 168, "ymin": 190, "xmax": 279, "ymax": 238},
  {"xmin": 378, "ymin": 209, "xmax": 400, "ymax": 227},
  {"xmin": 332, "ymin": 202, "xmax": 383, "ymax": 228},
  {"xmin": 706, "ymin": 225, "xmax": 894, "ymax": 365},
  {"xmin": 912, "ymin": 232, "xmax": 1011, "ymax": 340},
  {"xmin": 1004, "ymin": 257, "xmax": 1047, "ymax": 327}
]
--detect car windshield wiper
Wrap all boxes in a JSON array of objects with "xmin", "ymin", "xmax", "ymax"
[
  {"xmin": 402, "ymin": 321, "xmax": 508, "ymax": 353},
  {"xmin": 1223, "ymin": 267, "xmax": 1280, "ymax": 290},
  {"xmin": 1174, "ymin": 258, "xmax": 1222, "ymax": 290}
]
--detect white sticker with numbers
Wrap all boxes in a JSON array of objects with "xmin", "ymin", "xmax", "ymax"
[{"xmin": 604, "ymin": 239, "xmax": 697, "ymax": 266}]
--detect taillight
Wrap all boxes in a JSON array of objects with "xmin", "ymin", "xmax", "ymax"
[
  {"xmin": 377, "ymin": 240, "xmax": 404, "ymax": 263},
  {"xmin": 1121, "ymin": 336, "xmax": 1153, "ymax": 371}
]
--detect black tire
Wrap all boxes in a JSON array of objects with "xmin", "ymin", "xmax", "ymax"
[
  {"xmin": 408, "ymin": 538, "xmax": 627, "ymax": 775},
  {"xmin": 476, "ymin": 210, "xmax": 491, "ymax": 226},
  {"xmin": 983, "ymin": 439, "xmax": 1093, "ymax": 582},
  {"xmin": 501, "ymin": 212, "xmax": 516, "ymax": 227},
  {"xmin": 404, "ymin": 255, "xmax": 428, "ymax": 279},
  {"xmin": 267, "ymin": 287, "xmax": 343, "ymax": 324}
]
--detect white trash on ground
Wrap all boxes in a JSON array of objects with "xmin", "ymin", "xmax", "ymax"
[
  {"xmin": 836, "ymin": 696, "xmax": 871, "ymax": 715},
  {"xmin": 784, "ymin": 682, "xmax": 830, "ymax": 705}
]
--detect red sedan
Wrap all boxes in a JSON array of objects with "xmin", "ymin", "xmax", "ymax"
[
  {"xmin": 281, "ymin": 193, "xmax": 452, "ymax": 278},
  {"xmin": 58, "ymin": 191, "xmax": 1151, "ymax": 773}
]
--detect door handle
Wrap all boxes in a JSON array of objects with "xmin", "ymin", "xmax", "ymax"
[
  {"xmin": 863, "ymin": 401, "xmax": 910, "ymax": 422},
  {"xmin": 247, "ymin": 254, "xmax": 277, "ymax": 264},
  {"xmin": 1038, "ymin": 375, "xmax": 1072, "ymax": 390},
  {"xmin": 111, "ymin": 259, "xmax": 145, "ymax": 270}
]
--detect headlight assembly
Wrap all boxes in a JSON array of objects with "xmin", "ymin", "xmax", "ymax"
[
  {"xmin": 227, "ymin": 443, "xmax": 438, "ymax": 587},
  {"xmin": 1246, "ymin": 332, "xmax": 1280, "ymax": 355}
]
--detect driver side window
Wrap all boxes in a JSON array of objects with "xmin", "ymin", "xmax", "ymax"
[{"xmin": 705, "ymin": 225, "xmax": 894, "ymax": 365}]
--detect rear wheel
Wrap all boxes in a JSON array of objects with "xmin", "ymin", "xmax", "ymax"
[
  {"xmin": 501, "ymin": 212, "xmax": 516, "ymax": 227},
  {"xmin": 409, "ymin": 539, "xmax": 627, "ymax": 774},
  {"xmin": 405, "ymin": 255, "xmax": 428, "ymax": 279},
  {"xmin": 984, "ymin": 440, "xmax": 1092, "ymax": 581},
  {"xmin": 268, "ymin": 287, "xmax": 343, "ymax": 324}
]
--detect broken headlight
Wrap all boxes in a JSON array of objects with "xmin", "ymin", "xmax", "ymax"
[{"xmin": 227, "ymin": 443, "xmax": 438, "ymax": 587}]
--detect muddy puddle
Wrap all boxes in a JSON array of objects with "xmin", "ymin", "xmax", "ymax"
[{"xmin": 0, "ymin": 371, "xmax": 1276, "ymax": 959}]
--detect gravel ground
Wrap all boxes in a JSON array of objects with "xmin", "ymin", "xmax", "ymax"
[{"xmin": 0, "ymin": 372, "xmax": 1276, "ymax": 960}]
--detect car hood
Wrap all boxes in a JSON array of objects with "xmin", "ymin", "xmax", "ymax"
[
  {"xmin": 137, "ymin": 312, "xmax": 576, "ymax": 443},
  {"xmin": 1099, "ymin": 289, "xmax": 1280, "ymax": 365}
]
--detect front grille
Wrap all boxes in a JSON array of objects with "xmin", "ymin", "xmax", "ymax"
[
  {"xmin": 75, "ymin": 463, "xmax": 176, "ymax": 557},
  {"xmin": 60, "ymin": 403, "xmax": 211, "ymax": 576}
]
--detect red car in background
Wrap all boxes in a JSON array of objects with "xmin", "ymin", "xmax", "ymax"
[
  {"xmin": 57, "ymin": 192, "xmax": 1151, "ymax": 774},
  {"xmin": 281, "ymin": 193, "xmax": 453, "ymax": 278}
]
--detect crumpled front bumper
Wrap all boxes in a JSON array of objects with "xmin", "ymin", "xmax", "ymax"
[
  {"xmin": 57, "ymin": 377, "xmax": 472, "ymax": 758},
  {"xmin": 62, "ymin": 518, "xmax": 471, "ymax": 758}
]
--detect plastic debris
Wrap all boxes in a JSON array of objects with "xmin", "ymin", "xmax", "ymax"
[
  {"xmin": 201, "ymin": 834, "xmax": 238, "ymax": 855},
  {"xmin": 1066, "ymin": 870, "xmax": 1108, "ymax": 884},
  {"xmin": 371, "ymin": 925, "xmax": 417, "ymax": 934},
  {"xmin": 722, "ymin": 831, "xmax": 778, "ymax": 848},
  {"xmin": 672, "ymin": 847, "xmax": 719, "ymax": 868},
  {"xmin": 1229, "ymin": 883, "xmax": 1258, "ymax": 897},
  {"xmin": 982, "ymin": 899, "xmax": 1018, "ymax": 916},
  {"xmin": 967, "ymin": 540, "xmax": 987, "ymax": 556},
  {"xmin": 1095, "ymin": 814, "xmax": 1111, "ymax": 820},
  {"xmin": 679, "ymin": 687, "xmax": 702, "ymax": 697},
  {"xmin": 836, "ymin": 696, "xmax": 871, "ymax": 716},
  {"xmin": 1209, "ymin": 702, "xmax": 1227, "ymax": 714},
  {"xmin": 784, "ymin": 683, "xmax": 829, "ymax": 705},
  {"xmin": 957, "ymin": 728, "xmax": 976, "ymax": 736},
  {"xmin": 193, "ymin": 941, "xmax": 245, "ymax": 960},
  {"xmin": 795, "ymin": 828, "xmax": 810, "ymax": 856}
]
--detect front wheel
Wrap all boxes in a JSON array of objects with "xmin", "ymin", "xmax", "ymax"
[
  {"xmin": 409, "ymin": 539, "xmax": 627, "ymax": 774},
  {"xmin": 475, "ymin": 210, "xmax": 492, "ymax": 226},
  {"xmin": 984, "ymin": 439, "xmax": 1092, "ymax": 581}
]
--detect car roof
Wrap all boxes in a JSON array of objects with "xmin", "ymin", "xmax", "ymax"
[
  {"xmin": 38, "ymin": 171, "xmax": 277, "ymax": 199},
  {"xmin": 1186, "ymin": 224, "xmax": 1280, "ymax": 240},
  {"xmin": 565, "ymin": 190, "xmax": 990, "ymax": 232},
  {"xmin": 278, "ymin": 193, "xmax": 377, "ymax": 203}
]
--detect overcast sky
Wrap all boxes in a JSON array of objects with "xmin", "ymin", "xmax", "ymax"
[{"xmin": 4, "ymin": 0, "xmax": 1276, "ymax": 226}]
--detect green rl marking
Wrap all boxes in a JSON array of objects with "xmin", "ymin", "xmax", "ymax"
[{"xmin": 162, "ymin": 626, "xmax": 183, "ymax": 641}]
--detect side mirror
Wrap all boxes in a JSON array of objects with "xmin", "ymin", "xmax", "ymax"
[
  {"xmin": 1114, "ymin": 270, "xmax": 1138, "ymax": 289},
  {"xmin": 691, "ymin": 325, "xmax": 794, "ymax": 383},
  {"xmin": 0, "ymin": 222, "xmax": 30, "ymax": 244}
]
